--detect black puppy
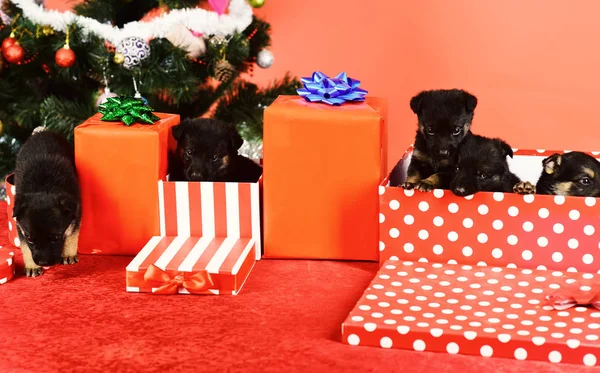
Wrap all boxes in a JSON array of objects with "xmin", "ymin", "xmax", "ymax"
[
  {"xmin": 450, "ymin": 134, "xmax": 522, "ymax": 196},
  {"xmin": 534, "ymin": 152, "xmax": 600, "ymax": 196},
  {"xmin": 170, "ymin": 118, "xmax": 263, "ymax": 183},
  {"xmin": 402, "ymin": 89, "xmax": 477, "ymax": 192},
  {"xmin": 13, "ymin": 129, "xmax": 81, "ymax": 277}
]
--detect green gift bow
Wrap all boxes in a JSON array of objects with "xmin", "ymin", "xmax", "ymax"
[{"xmin": 98, "ymin": 96, "xmax": 160, "ymax": 126}]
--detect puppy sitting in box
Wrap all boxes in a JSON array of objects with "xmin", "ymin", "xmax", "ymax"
[
  {"xmin": 402, "ymin": 89, "xmax": 477, "ymax": 192},
  {"xmin": 533, "ymin": 152, "xmax": 600, "ymax": 197},
  {"xmin": 169, "ymin": 118, "xmax": 263, "ymax": 183},
  {"xmin": 450, "ymin": 134, "xmax": 525, "ymax": 196}
]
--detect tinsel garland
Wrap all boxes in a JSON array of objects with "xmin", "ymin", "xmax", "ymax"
[{"xmin": 10, "ymin": 0, "xmax": 253, "ymax": 44}]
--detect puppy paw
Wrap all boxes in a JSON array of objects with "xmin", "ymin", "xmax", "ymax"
[
  {"xmin": 415, "ymin": 181, "xmax": 435, "ymax": 192},
  {"xmin": 401, "ymin": 182, "xmax": 415, "ymax": 190},
  {"xmin": 62, "ymin": 255, "xmax": 79, "ymax": 265},
  {"xmin": 513, "ymin": 181, "xmax": 536, "ymax": 195},
  {"xmin": 24, "ymin": 266, "xmax": 43, "ymax": 278}
]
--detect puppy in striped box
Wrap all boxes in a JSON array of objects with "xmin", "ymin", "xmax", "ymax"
[{"xmin": 169, "ymin": 118, "xmax": 263, "ymax": 183}]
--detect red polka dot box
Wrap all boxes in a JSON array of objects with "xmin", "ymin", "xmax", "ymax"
[
  {"xmin": 4, "ymin": 174, "xmax": 19, "ymax": 249},
  {"xmin": 379, "ymin": 148, "xmax": 600, "ymax": 272},
  {"xmin": 0, "ymin": 248, "xmax": 15, "ymax": 285},
  {"xmin": 342, "ymin": 259, "xmax": 600, "ymax": 366}
]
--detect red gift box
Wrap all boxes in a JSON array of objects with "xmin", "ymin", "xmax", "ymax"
[
  {"xmin": 342, "ymin": 259, "xmax": 600, "ymax": 366},
  {"xmin": 0, "ymin": 249, "xmax": 15, "ymax": 285},
  {"xmin": 4, "ymin": 174, "xmax": 19, "ymax": 248},
  {"xmin": 126, "ymin": 178, "xmax": 261, "ymax": 295},
  {"xmin": 379, "ymin": 147, "xmax": 600, "ymax": 271}
]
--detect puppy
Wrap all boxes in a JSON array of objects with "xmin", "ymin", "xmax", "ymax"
[
  {"xmin": 450, "ymin": 134, "xmax": 521, "ymax": 196},
  {"xmin": 535, "ymin": 152, "xmax": 600, "ymax": 196},
  {"xmin": 12, "ymin": 129, "xmax": 81, "ymax": 277},
  {"xmin": 170, "ymin": 118, "xmax": 263, "ymax": 183},
  {"xmin": 402, "ymin": 89, "xmax": 477, "ymax": 192}
]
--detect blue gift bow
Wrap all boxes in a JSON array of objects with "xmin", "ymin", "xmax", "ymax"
[{"xmin": 296, "ymin": 71, "xmax": 368, "ymax": 106}]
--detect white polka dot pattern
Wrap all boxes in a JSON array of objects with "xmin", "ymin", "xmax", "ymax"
[
  {"xmin": 0, "ymin": 249, "xmax": 15, "ymax": 285},
  {"xmin": 342, "ymin": 259, "xmax": 600, "ymax": 366},
  {"xmin": 4, "ymin": 174, "xmax": 20, "ymax": 248},
  {"xmin": 378, "ymin": 154, "xmax": 600, "ymax": 272}
]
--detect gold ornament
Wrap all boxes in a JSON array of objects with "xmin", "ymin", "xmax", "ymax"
[
  {"xmin": 42, "ymin": 25, "xmax": 54, "ymax": 36},
  {"xmin": 248, "ymin": 0, "xmax": 265, "ymax": 8},
  {"xmin": 113, "ymin": 53, "xmax": 125, "ymax": 64},
  {"xmin": 214, "ymin": 60, "xmax": 235, "ymax": 82},
  {"xmin": 0, "ymin": 120, "xmax": 3, "ymax": 136}
]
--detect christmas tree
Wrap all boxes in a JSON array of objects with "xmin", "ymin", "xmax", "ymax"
[{"xmin": 0, "ymin": 0, "xmax": 300, "ymax": 179}]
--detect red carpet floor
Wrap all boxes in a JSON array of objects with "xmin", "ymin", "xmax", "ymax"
[{"xmin": 0, "ymin": 202, "xmax": 595, "ymax": 373}]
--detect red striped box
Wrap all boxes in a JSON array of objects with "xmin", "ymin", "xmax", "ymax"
[
  {"xmin": 379, "ymin": 147, "xmax": 600, "ymax": 272},
  {"xmin": 126, "ymin": 236, "xmax": 256, "ymax": 295},
  {"xmin": 126, "ymin": 178, "xmax": 261, "ymax": 295},
  {"xmin": 4, "ymin": 174, "xmax": 20, "ymax": 249},
  {"xmin": 157, "ymin": 179, "xmax": 261, "ymax": 260}
]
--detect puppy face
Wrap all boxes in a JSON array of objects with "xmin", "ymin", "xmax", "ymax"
[
  {"xmin": 13, "ymin": 194, "xmax": 76, "ymax": 266},
  {"xmin": 450, "ymin": 136, "xmax": 514, "ymax": 196},
  {"xmin": 172, "ymin": 118, "xmax": 243, "ymax": 182},
  {"xmin": 410, "ymin": 89, "xmax": 477, "ymax": 157},
  {"xmin": 538, "ymin": 152, "xmax": 600, "ymax": 196}
]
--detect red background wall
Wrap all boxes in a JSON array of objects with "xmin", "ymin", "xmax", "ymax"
[{"xmin": 46, "ymin": 0, "xmax": 600, "ymax": 169}]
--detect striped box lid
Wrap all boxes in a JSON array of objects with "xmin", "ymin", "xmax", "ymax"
[{"xmin": 126, "ymin": 236, "xmax": 256, "ymax": 295}]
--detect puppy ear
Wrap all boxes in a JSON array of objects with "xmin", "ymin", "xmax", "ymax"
[
  {"xmin": 462, "ymin": 91, "xmax": 477, "ymax": 113},
  {"xmin": 497, "ymin": 140, "xmax": 514, "ymax": 158},
  {"xmin": 229, "ymin": 125, "xmax": 243, "ymax": 151},
  {"xmin": 542, "ymin": 153, "xmax": 562, "ymax": 175},
  {"xmin": 58, "ymin": 195, "xmax": 77, "ymax": 219},
  {"xmin": 410, "ymin": 91, "xmax": 426, "ymax": 115},
  {"xmin": 172, "ymin": 122, "xmax": 186, "ymax": 141}
]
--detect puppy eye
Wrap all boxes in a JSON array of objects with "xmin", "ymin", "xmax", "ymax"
[
  {"xmin": 452, "ymin": 127, "xmax": 461, "ymax": 136},
  {"xmin": 426, "ymin": 127, "xmax": 434, "ymax": 136},
  {"xmin": 580, "ymin": 177, "xmax": 591, "ymax": 185},
  {"xmin": 186, "ymin": 149, "xmax": 193, "ymax": 156},
  {"xmin": 478, "ymin": 172, "xmax": 487, "ymax": 179},
  {"xmin": 51, "ymin": 235, "xmax": 61, "ymax": 242},
  {"xmin": 211, "ymin": 155, "xmax": 219, "ymax": 162},
  {"xmin": 26, "ymin": 235, "xmax": 33, "ymax": 243},
  {"xmin": 455, "ymin": 166, "xmax": 460, "ymax": 172}
]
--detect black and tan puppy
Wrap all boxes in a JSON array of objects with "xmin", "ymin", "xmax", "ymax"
[
  {"xmin": 450, "ymin": 134, "xmax": 521, "ymax": 196},
  {"xmin": 402, "ymin": 89, "xmax": 477, "ymax": 192},
  {"xmin": 13, "ymin": 129, "xmax": 81, "ymax": 277},
  {"xmin": 533, "ymin": 152, "xmax": 600, "ymax": 196},
  {"xmin": 170, "ymin": 118, "xmax": 263, "ymax": 183}
]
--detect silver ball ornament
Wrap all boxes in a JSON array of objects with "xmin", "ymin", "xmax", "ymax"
[
  {"xmin": 96, "ymin": 87, "xmax": 118, "ymax": 108},
  {"xmin": 256, "ymin": 49, "xmax": 274, "ymax": 68},
  {"xmin": 115, "ymin": 36, "xmax": 151, "ymax": 69}
]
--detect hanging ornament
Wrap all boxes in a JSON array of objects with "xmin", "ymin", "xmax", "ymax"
[
  {"xmin": 95, "ymin": 67, "xmax": 118, "ymax": 108},
  {"xmin": 1, "ymin": 33, "xmax": 16, "ymax": 51},
  {"xmin": 3, "ymin": 43, "xmax": 24, "ymax": 64},
  {"xmin": 115, "ymin": 36, "xmax": 151, "ymax": 69},
  {"xmin": 113, "ymin": 53, "xmax": 125, "ymax": 65},
  {"xmin": 214, "ymin": 60, "xmax": 235, "ymax": 82},
  {"xmin": 0, "ymin": 119, "xmax": 3, "ymax": 136},
  {"xmin": 166, "ymin": 24, "xmax": 206, "ymax": 58},
  {"xmin": 208, "ymin": 0, "xmax": 229, "ymax": 15},
  {"xmin": 247, "ymin": 0, "xmax": 265, "ymax": 8},
  {"xmin": 132, "ymin": 76, "xmax": 149, "ymax": 105},
  {"xmin": 55, "ymin": 28, "xmax": 76, "ymax": 68},
  {"xmin": 256, "ymin": 49, "xmax": 274, "ymax": 68}
]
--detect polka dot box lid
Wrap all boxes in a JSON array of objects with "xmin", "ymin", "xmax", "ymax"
[
  {"xmin": 342, "ymin": 259, "xmax": 600, "ymax": 366},
  {"xmin": 0, "ymin": 248, "xmax": 15, "ymax": 285},
  {"xmin": 4, "ymin": 174, "xmax": 19, "ymax": 248},
  {"xmin": 379, "ymin": 148, "xmax": 600, "ymax": 272}
]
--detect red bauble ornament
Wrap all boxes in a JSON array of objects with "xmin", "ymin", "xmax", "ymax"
[
  {"xmin": 55, "ymin": 45, "xmax": 76, "ymax": 68},
  {"xmin": 1, "ymin": 36, "xmax": 16, "ymax": 51},
  {"xmin": 3, "ymin": 44, "xmax": 24, "ymax": 64}
]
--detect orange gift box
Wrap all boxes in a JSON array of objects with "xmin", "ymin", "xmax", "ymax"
[
  {"xmin": 74, "ymin": 113, "xmax": 179, "ymax": 255},
  {"xmin": 263, "ymin": 95, "xmax": 387, "ymax": 260}
]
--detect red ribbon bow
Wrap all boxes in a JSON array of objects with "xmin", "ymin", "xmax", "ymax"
[
  {"xmin": 143, "ymin": 264, "xmax": 214, "ymax": 295},
  {"xmin": 547, "ymin": 288, "xmax": 600, "ymax": 311}
]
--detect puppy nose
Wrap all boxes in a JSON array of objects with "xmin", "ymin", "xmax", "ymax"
[
  {"xmin": 453, "ymin": 187, "xmax": 467, "ymax": 196},
  {"xmin": 439, "ymin": 150, "xmax": 450, "ymax": 156},
  {"xmin": 189, "ymin": 172, "xmax": 203, "ymax": 180}
]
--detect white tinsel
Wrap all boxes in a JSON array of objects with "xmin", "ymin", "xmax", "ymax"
[{"xmin": 11, "ymin": 0, "xmax": 253, "ymax": 45}]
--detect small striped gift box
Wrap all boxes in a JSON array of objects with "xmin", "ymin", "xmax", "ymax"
[{"xmin": 126, "ymin": 178, "xmax": 262, "ymax": 295}]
